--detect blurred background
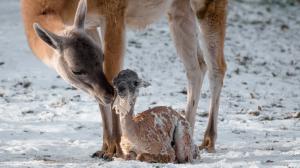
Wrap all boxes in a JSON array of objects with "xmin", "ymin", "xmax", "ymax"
[{"xmin": 0, "ymin": 0, "xmax": 299, "ymax": 167}]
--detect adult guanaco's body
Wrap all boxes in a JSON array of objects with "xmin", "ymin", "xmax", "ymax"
[{"xmin": 21, "ymin": 0, "xmax": 228, "ymax": 159}]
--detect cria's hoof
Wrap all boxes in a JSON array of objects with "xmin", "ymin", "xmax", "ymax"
[
  {"xmin": 114, "ymin": 152, "xmax": 123, "ymax": 158},
  {"xmin": 124, "ymin": 151, "xmax": 137, "ymax": 160}
]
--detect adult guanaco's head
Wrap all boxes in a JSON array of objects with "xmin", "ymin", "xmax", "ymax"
[
  {"xmin": 112, "ymin": 69, "xmax": 150, "ymax": 115},
  {"xmin": 33, "ymin": 0, "xmax": 113, "ymax": 105}
]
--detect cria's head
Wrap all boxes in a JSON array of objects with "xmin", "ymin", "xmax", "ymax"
[
  {"xmin": 113, "ymin": 69, "xmax": 150, "ymax": 99},
  {"xmin": 112, "ymin": 69, "xmax": 150, "ymax": 115}
]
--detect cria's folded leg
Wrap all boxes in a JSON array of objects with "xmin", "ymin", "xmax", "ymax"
[
  {"xmin": 174, "ymin": 121, "xmax": 194, "ymax": 163},
  {"xmin": 136, "ymin": 150, "xmax": 175, "ymax": 163}
]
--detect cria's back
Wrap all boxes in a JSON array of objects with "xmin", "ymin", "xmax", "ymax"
[{"xmin": 126, "ymin": 106, "xmax": 197, "ymax": 163}]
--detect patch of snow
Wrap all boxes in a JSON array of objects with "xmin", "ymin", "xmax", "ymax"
[{"xmin": 0, "ymin": 0, "xmax": 299, "ymax": 167}]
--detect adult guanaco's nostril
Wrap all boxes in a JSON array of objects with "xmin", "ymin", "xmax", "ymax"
[
  {"xmin": 103, "ymin": 92, "xmax": 113, "ymax": 104},
  {"xmin": 95, "ymin": 92, "xmax": 113, "ymax": 105},
  {"xmin": 93, "ymin": 72, "xmax": 114, "ymax": 103}
]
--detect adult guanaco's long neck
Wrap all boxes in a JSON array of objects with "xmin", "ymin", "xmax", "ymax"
[
  {"xmin": 21, "ymin": 0, "xmax": 127, "ymax": 67},
  {"xmin": 21, "ymin": 0, "xmax": 71, "ymax": 66}
]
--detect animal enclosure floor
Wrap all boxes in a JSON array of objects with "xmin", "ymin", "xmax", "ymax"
[{"xmin": 0, "ymin": 0, "xmax": 299, "ymax": 167}]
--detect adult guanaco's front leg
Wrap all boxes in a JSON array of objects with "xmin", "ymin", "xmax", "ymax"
[{"xmin": 92, "ymin": 12, "xmax": 126, "ymax": 159}]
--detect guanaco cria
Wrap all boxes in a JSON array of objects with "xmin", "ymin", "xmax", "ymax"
[{"xmin": 112, "ymin": 69, "xmax": 199, "ymax": 163}]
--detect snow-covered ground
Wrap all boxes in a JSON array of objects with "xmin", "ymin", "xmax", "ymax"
[{"xmin": 0, "ymin": 0, "xmax": 299, "ymax": 167}]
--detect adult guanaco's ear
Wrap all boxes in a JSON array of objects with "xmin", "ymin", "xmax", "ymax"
[
  {"xmin": 74, "ymin": 0, "xmax": 87, "ymax": 29},
  {"xmin": 33, "ymin": 23, "xmax": 63, "ymax": 50}
]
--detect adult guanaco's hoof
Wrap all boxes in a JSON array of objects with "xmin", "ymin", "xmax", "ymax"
[
  {"xmin": 91, "ymin": 150, "xmax": 105, "ymax": 158},
  {"xmin": 199, "ymin": 145, "xmax": 216, "ymax": 153},
  {"xmin": 91, "ymin": 150, "xmax": 113, "ymax": 161}
]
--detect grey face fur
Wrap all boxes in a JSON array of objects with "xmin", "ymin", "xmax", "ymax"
[
  {"xmin": 113, "ymin": 69, "xmax": 141, "ymax": 99},
  {"xmin": 33, "ymin": 0, "xmax": 113, "ymax": 104},
  {"xmin": 58, "ymin": 31, "xmax": 113, "ymax": 103},
  {"xmin": 112, "ymin": 69, "xmax": 150, "ymax": 114}
]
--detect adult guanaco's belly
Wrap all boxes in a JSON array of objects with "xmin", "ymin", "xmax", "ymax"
[{"xmin": 125, "ymin": 0, "xmax": 174, "ymax": 29}]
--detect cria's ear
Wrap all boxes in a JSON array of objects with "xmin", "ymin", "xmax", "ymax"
[
  {"xmin": 33, "ymin": 23, "xmax": 63, "ymax": 50},
  {"xmin": 139, "ymin": 79, "xmax": 151, "ymax": 88},
  {"xmin": 74, "ymin": 0, "xmax": 87, "ymax": 29}
]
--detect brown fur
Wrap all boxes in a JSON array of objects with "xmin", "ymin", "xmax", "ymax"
[
  {"xmin": 21, "ymin": 0, "xmax": 228, "ymax": 159},
  {"xmin": 112, "ymin": 70, "xmax": 198, "ymax": 163},
  {"xmin": 119, "ymin": 106, "xmax": 196, "ymax": 163},
  {"xmin": 21, "ymin": 0, "xmax": 127, "ymax": 68}
]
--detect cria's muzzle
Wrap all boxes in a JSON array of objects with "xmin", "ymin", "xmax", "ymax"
[{"xmin": 112, "ymin": 95, "xmax": 131, "ymax": 116}]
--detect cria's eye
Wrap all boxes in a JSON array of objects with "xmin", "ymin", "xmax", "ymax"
[
  {"xmin": 133, "ymin": 81, "xmax": 139, "ymax": 87},
  {"xmin": 118, "ymin": 86, "xmax": 126, "ymax": 92},
  {"xmin": 72, "ymin": 70, "xmax": 87, "ymax": 75}
]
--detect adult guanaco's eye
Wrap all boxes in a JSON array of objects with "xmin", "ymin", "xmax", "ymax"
[{"xmin": 72, "ymin": 69, "xmax": 87, "ymax": 75}]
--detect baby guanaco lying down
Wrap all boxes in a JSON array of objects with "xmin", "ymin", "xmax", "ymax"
[{"xmin": 112, "ymin": 69, "xmax": 199, "ymax": 163}]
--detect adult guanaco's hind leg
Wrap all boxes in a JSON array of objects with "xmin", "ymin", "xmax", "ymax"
[
  {"xmin": 169, "ymin": 0, "xmax": 227, "ymax": 153},
  {"xmin": 191, "ymin": 0, "xmax": 228, "ymax": 152}
]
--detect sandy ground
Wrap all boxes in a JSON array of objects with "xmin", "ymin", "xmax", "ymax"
[{"xmin": 0, "ymin": 0, "xmax": 299, "ymax": 167}]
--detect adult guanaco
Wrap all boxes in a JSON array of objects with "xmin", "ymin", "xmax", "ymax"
[{"xmin": 21, "ymin": 0, "xmax": 228, "ymax": 159}]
